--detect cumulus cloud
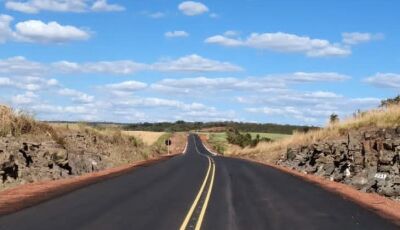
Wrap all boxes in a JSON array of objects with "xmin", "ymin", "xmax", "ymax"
[
  {"xmin": 151, "ymin": 72, "xmax": 349, "ymax": 94},
  {"xmin": 165, "ymin": 30, "xmax": 189, "ymax": 38},
  {"xmin": 0, "ymin": 77, "xmax": 13, "ymax": 87},
  {"xmin": 342, "ymin": 32, "xmax": 384, "ymax": 45},
  {"xmin": 0, "ymin": 15, "xmax": 90, "ymax": 44},
  {"xmin": 282, "ymin": 72, "xmax": 350, "ymax": 82},
  {"xmin": 53, "ymin": 60, "xmax": 147, "ymax": 75},
  {"xmin": 0, "ymin": 55, "xmax": 243, "ymax": 78},
  {"xmin": 241, "ymin": 87, "xmax": 381, "ymax": 124},
  {"xmin": 178, "ymin": 1, "xmax": 209, "ymax": 16},
  {"xmin": 151, "ymin": 76, "xmax": 285, "ymax": 94},
  {"xmin": 113, "ymin": 97, "xmax": 212, "ymax": 113},
  {"xmin": 102, "ymin": 80, "xmax": 148, "ymax": 96},
  {"xmin": 91, "ymin": 0, "xmax": 124, "ymax": 12},
  {"xmin": 104, "ymin": 81, "xmax": 147, "ymax": 91},
  {"xmin": 364, "ymin": 73, "xmax": 400, "ymax": 89},
  {"xmin": 58, "ymin": 88, "xmax": 94, "ymax": 103},
  {"xmin": 0, "ymin": 15, "xmax": 14, "ymax": 43},
  {"xmin": 14, "ymin": 20, "xmax": 90, "ymax": 43},
  {"xmin": 5, "ymin": 0, "xmax": 125, "ymax": 13},
  {"xmin": 0, "ymin": 56, "xmax": 46, "ymax": 76},
  {"xmin": 152, "ymin": 54, "xmax": 243, "ymax": 72},
  {"xmin": 223, "ymin": 30, "xmax": 240, "ymax": 37},
  {"xmin": 205, "ymin": 32, "xmax": 351, "ymax": 57},
  {"xmin": 11, "ymin": 91, "xmax": 38, "ymax": 105}
]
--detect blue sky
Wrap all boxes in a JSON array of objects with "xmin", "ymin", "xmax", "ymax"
[{"xmin": 0, "ymin": 0, "xmax": 399, "ymax": 125}]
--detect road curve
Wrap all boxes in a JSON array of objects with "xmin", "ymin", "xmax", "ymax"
[{"xmin": 0, "ymin": 134, "xmax": 398, "ymax": 229}]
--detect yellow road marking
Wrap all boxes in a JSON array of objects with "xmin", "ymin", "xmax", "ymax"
[
  {"xmin": 179, "ymin": 157, "xmax": 212, "ymax": 230},
  {"xmin": 194, "ymin": 159, "xmax": 216, "ymax": 230}
]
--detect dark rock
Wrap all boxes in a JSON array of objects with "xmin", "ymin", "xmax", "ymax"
[
  {"xmin": 378, "ymin": 150, "xmax": 396, "ymax": 165},
  {"xmin": 286, "ymin": 148, "xmax": 297, "ymax": 161},
  {"xmin": 1, "ymin": 155, "xmax": 18, "ymax": 182},
  {"xmin": 377, "ymin": 165, "xmax": 392, "ymax": 172}
]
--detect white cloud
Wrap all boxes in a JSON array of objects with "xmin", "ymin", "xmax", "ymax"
[
  {"xmin": 91, "ymin": 0, "xmax": 124, "ymax": 12},
  {"xmin": 0, "ymin": 56, "xmax": 46, "ymax": 76},
  {"xmin": 113, "ymin": 97, "xmax": 211, "ymax": 112},
  {"xmin": 205, "ymin": 32, "xmax": 351, "ymax": 57},
  {"xmin": 205, "ymin": 35, "xmax": 242, "ymax": 46},
  {"xmin": 223, "ymin": 30, "xmax": 239, "ymax": 37},
  {"xmin": 241, "ymin": 87, "xmax": 381, "ymax": 124},
  {"xmin": 53, "ymin": 54, "xmax": 241, "ymax": 74},
  {"xmin": 11, "ymin": 91, "xmax": 38, "ymax": 105},
  {"xmin": 0, "ymin": 15, "xmax": 14, "ymax": 43},
  {"xmin": 53, "ymin": 60, "xmax": 147, "ymax": 75},
  {"xmin": 152, "ymin": 54, "xmax": 243, "ymax": 72},
  {"xmin": 283, "ymin": 72, "xmax": 350, "ymax": 82},
  {"xmin": 0, "ymin": 77, "xmax": 13, "ymax": 87},
  {"xmin": 342, "ymin": 32, "xmax": 384, "ymax": 45},
  {"xmin": 178, "ymin": 1, "xmax": 209, "ymax": 16},
  {"xmin": 151, "ymin": 72, "xmax": 349, "ymax": 95},
  {"xmin": 58, "ymin": 88, "xmax": 94, "ymax": 103},
  {"xmin": 102, "ymin": 80, "xmax": 147, "ymax": 96},
  {"xmin": 19, "ymin": 76, "xmax": 59, "ymax": 91},
  {"xmin": 165, "ymin": 30, "xmax": 189, "ymax": 38},
  {"xmin": 5, "ymin": 0, "xmax": 125, "ymax": 13},
  {"xmin": 104, "ymin": 81, "xmax": 147, "ymax": 91},
  {"xmin": 0, "ymin": 15, "xmax": 90, "ymax": 44},
  {"xmin": 151, "ymin": 76, "xmax": 285, "ymax": 94},
  {"xmin": 14, "ymin": 20, "xmax": 90, "ymax": 43},
  {"xmin": 364, "ymin": 73, "xmax": 400, "ymax": 89}
]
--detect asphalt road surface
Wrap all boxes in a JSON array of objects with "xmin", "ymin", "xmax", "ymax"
[{"xmin": 0, "ymin": 134, "xmax": 398, "ymax": 230}]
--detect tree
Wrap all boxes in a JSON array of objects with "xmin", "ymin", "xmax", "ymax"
[{"xmin": 330, "ymin": 113, "xmax": 339, "ymax": 124}]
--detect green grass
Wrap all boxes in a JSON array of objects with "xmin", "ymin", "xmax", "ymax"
[
  {"xmin": 248, "ymin": 132, "xmax": 291, "ymax": 141},
  {"xmin": 206, "ymin": 132, "xmax": 290, "ymax": 143}
]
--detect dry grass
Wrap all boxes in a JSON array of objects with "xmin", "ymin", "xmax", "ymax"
[
  {"xmin": 122, "ymin": 131, "xmax": 166, "ymax": 146},
  {"xmin": 234, "ymin": 105, "xmax": 400, "ymax": 163},
  {"xmin": 0, "ymin": 105, "xmax": 53, "ymax": 138}
]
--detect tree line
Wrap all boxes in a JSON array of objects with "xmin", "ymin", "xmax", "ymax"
[{"xmin": 123, "ymin": 121, "xmax": 317, "ymax": 134}]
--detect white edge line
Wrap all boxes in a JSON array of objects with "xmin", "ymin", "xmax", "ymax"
[
  {"xmin": 182, "ymin": 142, "xmax": 188, "ymax": 154},
  {"xmin": 199, "ymin": 140, "xmax": 218, "ymax": 156}
]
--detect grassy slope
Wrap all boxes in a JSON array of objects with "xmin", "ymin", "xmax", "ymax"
[
  {"xmin": 122, "ymin": 131, "xmax": 166, "ymax": 146},
  {"xmin": 236, "ymin": 105, "xmax": 400, "ymax": 163}
]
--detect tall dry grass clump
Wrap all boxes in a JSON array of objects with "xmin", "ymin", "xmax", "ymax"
[
  {"xmin": 236, "ymin": 105, "xmax": 400, "ymax": 162},
  {"xmin": 0, "ymin": 105, "xmax": 51, "ymax": 137}
]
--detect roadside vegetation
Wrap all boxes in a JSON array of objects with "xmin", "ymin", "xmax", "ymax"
[
  {"xmin": 201, "ymin": 129, "xmax": 290, "ymax": 155},
  {"xmin": 1, "ymin": 105, "xmax": 187, "ymax": 191},
  {"xmin": 234, "ymin": 96, "xmax": 400, "ymax": 162},
  {"xmin": 122, "ymin": 131, "xmax": 166, "ymax": 146}
]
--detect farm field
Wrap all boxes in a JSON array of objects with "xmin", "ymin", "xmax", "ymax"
[{"xmin": 204, "ymin": 132, "xmax": 291, "ymax": 142}]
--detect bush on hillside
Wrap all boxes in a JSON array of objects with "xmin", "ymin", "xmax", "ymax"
[
  {"xmin": 226, "ymin": 128, "xmax": 271, "ymax": 148},
  {"xmin": 381, "ymin": 95, "xmax": 400, "ymax": 107}
]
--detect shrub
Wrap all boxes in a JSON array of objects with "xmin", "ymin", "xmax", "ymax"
[{"xmin": 226, "ymin": 128, "xmax": 271, "ymax": 148}]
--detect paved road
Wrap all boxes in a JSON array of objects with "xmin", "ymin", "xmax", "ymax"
[{"xmin": 0, "ymin": 134, "xmax": 398, "ymax": 230}]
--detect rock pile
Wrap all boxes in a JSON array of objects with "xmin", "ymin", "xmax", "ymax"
[
  {"xmin": 0, "ymin": 131, "xmax": 115, "ymax": 190},
  {"xmin": 279, "ymin": 128, "xmax": 400, "ymax": 199}
]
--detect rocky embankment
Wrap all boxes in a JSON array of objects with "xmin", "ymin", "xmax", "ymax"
[
  {"xmin": 279, "ymin": 128, "xmax": 400, "ymax": 200},
  {"xmin": 0, "ymin": 128, "xmax": 145, "ymax": 191}
]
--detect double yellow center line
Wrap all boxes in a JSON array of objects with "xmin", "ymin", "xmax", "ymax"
[{"xmin": 179, "ymin": 139, "xmax": 216, "ymax": 230}]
